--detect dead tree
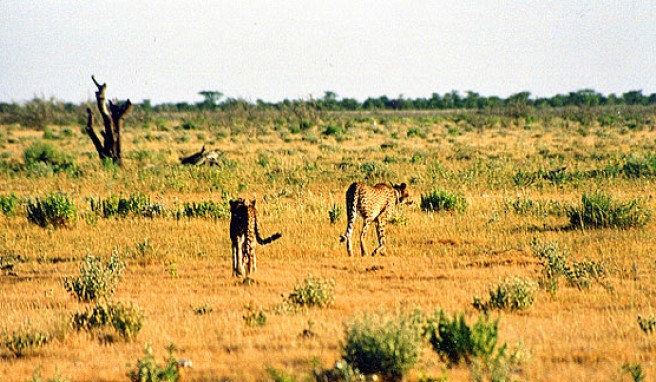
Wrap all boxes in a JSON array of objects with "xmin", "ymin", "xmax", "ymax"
[{"xmin": 85, "ymin": 75, "xmax": 132, "ymax": 166}]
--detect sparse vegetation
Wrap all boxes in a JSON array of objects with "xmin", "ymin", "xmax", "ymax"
[
  {"xmin": 71, "ymin": 301, "xmax": 144, "ymax": 341},
  {"xmin": 285, "ymin": 276, "xmax": 335, "ymax": 309},
  {"xmin": 3, "ymin": 105, "xmax": 656, "ymax": 380},
  {"xmin": 26, "ymin": 192, "xmax": 76, "ymax": 228},
  {"xmin": 63, "ymin": 253, "xmax": 126, "ymax": 302},
  {"xmin": 342, "ymin": 312, "xmax": 422, "ymax": 381},
  {"xmin": 421, "ymin": 189, "xmax": 467, "ymax": 213},
  {"xmin": 2, "ymin": 324, "xmax": 49, "ymax": 358},
  {"xmin": 473, "ymin": 277, "xmax": 538, "ymax": 312},
  {"xmin": 568, "ymin": 192, "xmax": 651, "ymax": 229}
]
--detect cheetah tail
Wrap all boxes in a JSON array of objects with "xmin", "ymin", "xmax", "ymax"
[{"xmin": 257, "ymin": 232, "xmax": 282, "ymax": 245}]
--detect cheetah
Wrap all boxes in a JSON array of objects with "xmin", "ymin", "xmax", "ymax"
[
  {"xmin": 339, "ymin": 182, "xmax": 411, "ymax": 256},
  {"xmin": 229, "ymin": 198, "xmax": 282, "ymax": 277}
]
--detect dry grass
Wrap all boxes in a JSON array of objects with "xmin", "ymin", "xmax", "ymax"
[{"xmin": 1, "ymin": 115, "xmax": 656, "ymax": 381}]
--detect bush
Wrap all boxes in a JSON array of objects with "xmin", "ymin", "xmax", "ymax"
[
  {"xmin": 285, "ymin": 276, "xmax": 335, "ymax": 308},
  {"xmin": 2, "ymin": 324, "xmax": 49, "ymax": 357},
  {"xmin": 90, "ymin": 193, "xmax": 165, "ymax": 219},
  {"xmin": 23, "ymin": 140, "xmax": 72, "ymax": 170},
  {"xmin": 127, "ymin": 344, "xmax": 186, "ymax": 382},
  {"xmin": 568, "ymin": 192, "xmax": 651, "ymax": 229},
  {"xmin": 322, "ymin": 125, "xmax": 345, "ymax": 137},
  {"xmin": 638, "ymin": 315, "xmax": 656, "ymax": 334},
  {"xmin": 72, "ymin": 301, "xmax": 144, "ymax": 340},
  {"xmin": 424, "ymin": 311, "xmax": 500, "ymax": 366},
  {"xmin": 473, "ymin": 277, "xmax": 538, "ymax": 312},
  {"xmin": 178, "ymin": 200, "xmax": 229, "ymax": 220},
  {"xmin": 421, "ymin": 189, "xmax": 467, "ymax": 213},
  {"xmin": 26, "ymin": 192, "xmax": 76, "ymax": 228},
  {"xmin": 63, "ymin": 253, "xmax": 126, "ymax": 302},
  {"xmin": 531, "ymin": 239, "xmax": 608, "ymax": 293},
  {"xmin": 0, "ymin": 193, "xmax": 19, "ymax": 216},
  {"xmin": 342, "ymin": 313, "xmax": 422, "ymax": 381}
]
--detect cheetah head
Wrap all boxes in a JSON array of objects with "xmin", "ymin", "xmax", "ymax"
[{"xmin": 393, "ymin": 183, "xmax": 413, "ymax": 205}]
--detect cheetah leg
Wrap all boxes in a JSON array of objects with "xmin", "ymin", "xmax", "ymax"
[
  {"xmin": 360, "ymin": 219, "xmax": 372, "ymax": 257},
  {"xmin": 372, "ymin": 217, "xmax": 387, "ymax": 256},
  {"xmin": 231, "ymin": 242, "xmax": 239, "ymax": 276},
  {"xmin": 234, "ymin": 237, "xmax": 245, "ymax": 277}
]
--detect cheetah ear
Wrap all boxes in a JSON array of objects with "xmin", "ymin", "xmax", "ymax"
[
  {"xmin": 400, "ymin": 182, "xmax": 407, "ymax": 190},
  {"xmin": 229, "ymin": 200, "xmax": 237, "ymax": 208},
  {"xmin": 252, "ymin": 199, "xmax": 257, "ymax": 207}
]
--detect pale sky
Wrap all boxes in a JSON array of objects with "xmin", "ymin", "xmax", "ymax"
[{"xmin": 1, "ymin": 1, "xmax": 655, "ymax": 104}]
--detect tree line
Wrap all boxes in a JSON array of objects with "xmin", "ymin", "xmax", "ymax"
[{"xmin": 1, "ymin": 88, "xmax": 655, "ymax": 129}]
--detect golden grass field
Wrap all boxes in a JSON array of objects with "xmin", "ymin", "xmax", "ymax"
[{"xmin": 1, "ymin": 111, "xmax": 656, "ymax": 381}]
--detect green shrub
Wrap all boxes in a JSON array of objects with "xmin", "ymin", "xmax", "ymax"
[
  {"xmin": 72, "ymin": 301, "xmax": 144, "ymax": 340},
  {"xmin": 622, "ymin": 156, "xmax": 656, "ymax": 178},
  {"xmin": 421, "ymin": 189, "xmax": 467, "ymax": 213},
  {"xmin": 23, "ymin": 140, "xmax": 72, "ymax": 171},
  {"xmin": 63, "ymin": 252, "xmax": 126, "ymax": 302},
  {"xmin": 26, "ymin": 192, "xmax": 76, "ymax": 228},
  {"xmin": 0, "ymin": 193, "xmax": 19, "ymax": 216},
  {"xmin": 285, "ymin": 276, "xmax": 335, "ymax": 308},
  {"xmin": 266, "ymin": 366, "xmax": 297, "ymax": 382},
  {"xmin": 90, "ymin": 194, "xmax": 165, "ymax": 219},
  {"xmin": 322, "ymin": 125, "xmax": 345, "ymax": 137},
  {"xmin": 473, "ymin": 277, "xmax": 538, "ymax": 312},
  {"xmin": 178, "ymin": 200, "xmax": 229, "ymax": 220},
  {"xmin": 638, "ymin": 315, "xmax": 656, "ymax": 334},
  {"xmin": 127, "ymin": 343, "xmax": 186, "ymax": 382},
  {"xmin": 328, "ymin": 203, "xmax": 342, "ymax": 224},
  {"xmin": 2, "ymin": 324, "xmax": 49, "ymax": 357},
  {"xmin": 424, "ymin": 311, "xmax": 500, "ymax": 366},
  {"xmin": 531, "ymin": 239, "xmax": 608, "ymax": 293},
  {"xmin": 568, "ymin": 192, "xmax": 651, "ymax": 229},
  {"xmin": 342, "ymin": 313, "xmax": 422, "ymax": 381}
]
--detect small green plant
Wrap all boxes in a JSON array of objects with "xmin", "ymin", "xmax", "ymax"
[
  {"xmin": 243, "ymin": 305, "xmax": 267, "ymax": 327},
  {"xmin": 127, "ymin": 343, "xmax": 185, "ymax": 382},
  {"xmin": 63, "ymin": 252, "xmax": 126, "ymax": 302},
  {"xmin": 342, "ymin": 313, "xmax": 422, "ymax": 381},
  {"xmin": 638, "ymin": 315, "xmax": 656, "ymax": 334},
  {"xmin": 285, "ymin": 276, "xmax": 335, "ymax": 308},
  {"xmin": 26, "ymin": 192, "xmax": 76, "ymax": 228},
  {"xmin": 328, "ymin": 203, "xmax": 342, "ymax": 224},
  {"xmin": 568, "ymin": 192, "xmax": 651, "ymax": 229},
  {"xmin": 531, "ymin": 239, "xmax": 570, "ymax": 293},
  {"xmin": 0, "ymin": 193, "xmax": 19, "ymax": 216},
  {"xmin": 621, "ymin": 363, "xmax": 646, "ymax": 382},
  {"xmin": 192, "ymin": 304, "xmax": 214, "ymax": 316},
  {"xmin": 72, "ymin": 301, "xmax": 144, "ymax": 340},
  {"xmin": 2, "ymin": 324, "xmax": 49, "ymax": 357},
  {"xmin": 424, "ymin": 310, "xmax": 501, "ymax": 366},
  {"xmin": 473, "ymin": 277, "xmax": 538, "ymax": 312},
  {"xmin": 421, "ymin": 189, "xmax": 467, "ymax": 213}
]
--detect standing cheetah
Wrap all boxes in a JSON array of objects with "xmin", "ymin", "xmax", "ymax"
[{"xmin": 339, "ymin": 182, "xmax": 411, "ymax": 256}]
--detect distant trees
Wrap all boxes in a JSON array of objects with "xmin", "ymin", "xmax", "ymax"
[{"xmin": 1, "ymin": 88, "xmax": 656, "ymax": 129}]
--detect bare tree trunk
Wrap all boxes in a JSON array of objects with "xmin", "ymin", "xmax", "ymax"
[{"xmin": 85, "ymin": 75, "xmax": 132, "ymax": 166}]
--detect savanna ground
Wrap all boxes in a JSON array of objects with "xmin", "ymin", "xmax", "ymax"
[{"xmin": 1, "ymin": 107, "xmax": 656, "ymax": 381}]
